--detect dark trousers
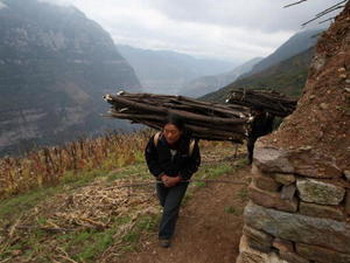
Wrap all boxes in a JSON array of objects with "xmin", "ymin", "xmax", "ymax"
[
  {"xmin": 156, "ymin": 182, "xmax": 189, "ymax": 239},
  {"xmin": 247, "ymin": 136, "xmax": 257, "ymax": 164}
]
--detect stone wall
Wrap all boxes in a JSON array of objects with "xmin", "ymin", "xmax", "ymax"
[
  {"xmin": 235, "ymin": 3, "xmax": 349, "ymax": 262},
  {"xmin": 236, "ymin": 144, "xmax": 350, "ymax": 263}
]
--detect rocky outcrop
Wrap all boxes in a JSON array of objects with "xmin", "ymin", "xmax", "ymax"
[
  {"xmin": 296, "ymin": 178, "xmax": 345, "ymax": 205},
  {"xmin": 237, "ymin": 146, "xmax": 350, "ymax": 263},
  {"xmin": 236, "ymin": 3, "xmax": 350, "ymax": 262},
  {"xmin": 245, "ymin": 201, "xmax": 350, "ymax": 254},
  {"xmin": 254, "ymin": 146, "xmax": 342, "ymax": 178},
  {"xmin": 0, "ymin": 0, "xmax": 141, "ymax": 156}
]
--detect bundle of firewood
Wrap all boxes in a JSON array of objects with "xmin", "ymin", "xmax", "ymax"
[
  {"xmin": 104, "ymin": 91, "xmax": 249, "ymax": 142},
  {"xmin": 226, "ymin": 88, "xmax": 297, "ymax": 117}
]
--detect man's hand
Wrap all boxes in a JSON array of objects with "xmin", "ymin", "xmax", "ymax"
[{"xmin": 161, "ymin": 175, "xmax": 182, "ymax": 188}]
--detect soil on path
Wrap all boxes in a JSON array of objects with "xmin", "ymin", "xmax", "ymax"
[{"xmin": 116, "ymin": 166, "xmax": 250, "ymax": 263}]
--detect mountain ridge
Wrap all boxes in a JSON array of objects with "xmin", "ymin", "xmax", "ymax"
[
  {"xmin": 0, "ymin": 0, "xmax": 141, "ymax": 156},
  {"xmin": 202, "ymin": 47, "xmax": 315, "ymax": 103},
  {"xmin": 116, "ymin": 44, "xmax": 236, "ymax": 94},
  {"xmin": 241, "ymin": 29, "xmax": 323, "ymax": 78},
  {"xmin": 179, "ymin": 57, "xmax": 263, "ymax": 97},
  {"xmin": 200, "ymin": 28, "xmax": 323, "ymax": 103}
]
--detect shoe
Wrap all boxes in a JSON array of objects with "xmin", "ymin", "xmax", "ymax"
[{"xmin": 159, "ymin": 239, "xmax": 171, "ymax": 248}]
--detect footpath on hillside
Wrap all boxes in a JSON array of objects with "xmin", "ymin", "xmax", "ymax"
[
  {"xmin": 0, "ymin": 144, "xmax": 251, "ymax": 263},
  {"xmin": 115, "ymin": 165, "xmax": 250, "ymax": 263}
]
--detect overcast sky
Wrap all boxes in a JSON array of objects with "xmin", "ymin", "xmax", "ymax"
[{"xmin": 41, "ymin": 0, "xmax": 343, "ymax": 63}]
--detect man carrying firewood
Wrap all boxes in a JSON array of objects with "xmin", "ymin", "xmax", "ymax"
[
  {"xmin": 145, "ymin": 114, "xmax": 201, "ymax": 248},
  {"xmin": 247, "ymin": 105, "xmax": 274, "ymax": 164}
]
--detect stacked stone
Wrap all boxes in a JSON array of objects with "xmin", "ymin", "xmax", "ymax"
[{"xmin": 236, "ymin": 144, "xmax": 350, "ymax": 263}]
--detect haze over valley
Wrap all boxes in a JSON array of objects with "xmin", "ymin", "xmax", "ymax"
[{"xmin": 0, "ymin": 0, "xmax": 342, "ymax": 156}]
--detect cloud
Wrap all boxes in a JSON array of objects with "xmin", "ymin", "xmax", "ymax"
[
  {"xmin": 34, "ymin": 0, "xmax": 343, "ymax": 63},
  {"xmin": 107, "ymin": 17, "xmax": 292, "ymax": 63},
  {"xmin": 38, "ymin": 0, "xmax": 72, "ymax": 6},
  {"xmin": 150, "ymin": 0, "xmax": 343, "ymax": 32},
  {"xmin": 0, "ymin": 1, "xmax": 7, "ymax": 9}
]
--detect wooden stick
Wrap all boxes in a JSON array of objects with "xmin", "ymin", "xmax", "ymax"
[
  {"xmin": 104, "ymin": 92, "xmax": 249, "ymax": 142},
  {"xmin": 226, "ymin": 88, "xmax": 297, "ymax": 117}
]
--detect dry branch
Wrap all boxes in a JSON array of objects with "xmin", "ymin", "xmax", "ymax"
[
  {"xmin": 226, "ymin": 88, "xmax": 297, "ymax": 117},
  {"xmin": 104, "ymin": 91, "xmax": 250, "ymax": 142},
  {"xmin": 284, "ymin": 0, "xmax": 347, "ymax": 26},
  {"xmin": 283, "ymin": 0, "xmax": 307, "ymax": 8}
]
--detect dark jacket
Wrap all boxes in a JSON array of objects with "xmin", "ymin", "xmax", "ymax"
[
  {"xmin": 249, "ymin": 113, "xmax": 274, "ymax": 139},
  {"xmin": 145, "ymin": 133, "xmax": 201, "ymax": 180}
]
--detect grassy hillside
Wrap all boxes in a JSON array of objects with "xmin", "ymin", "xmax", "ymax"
[
  {"xmin": 0, "ymin": 130, "xmax": 248, "ymax": 262},
  {"xmin": 202, "ymin": 47, "xmax": 315, "ymax": 103},
  {"xmin": 246, "ymin": 29, "xmax": 322, "ymax": 76}
]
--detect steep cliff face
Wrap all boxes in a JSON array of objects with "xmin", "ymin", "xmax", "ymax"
[
  {"xmin": 0, "ymin": 0, "xmax": 142, "ymax": 155},
  {"xmin": 265, "ymin": 2, "xmax": 350, "ymax": 172},
  {"xmin": 237, "ymin": 3, "xmax": 350, "ymax": 263}
]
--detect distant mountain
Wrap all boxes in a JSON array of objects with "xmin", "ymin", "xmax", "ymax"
[
  {"xmin": 202, "ymin": 47, "xmax": 315, "ymax": 103},
  {"xmin": 200, "ymin": 29, "xmax": 324, "ymax": 103},
  {"xmin": 242, "ymin": 29, "xmax": 323, "ymax": 77},
  {"xmin": 0, "ymin": 0, "xmax": 142, "ymax": 156},
  {"xmin": 116, "ymin": 44, "xmax": 236, "ymax": 94},
  {"xmin": 178, "ymin": 57, "xmax": 263, "ymax": 98}
]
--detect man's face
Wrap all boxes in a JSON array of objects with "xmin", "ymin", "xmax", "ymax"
[{"xmin": 163, "ymin": 124, "xmax": 182, "ymax": 145}]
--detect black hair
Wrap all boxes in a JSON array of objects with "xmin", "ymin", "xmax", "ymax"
[
  {"xmin": 163, "ymin": 113, "xmax": 185, "ymax": 131},
  {"xmin": 252, "ymin": 105, "xmax": 264, "ymax": 111}
]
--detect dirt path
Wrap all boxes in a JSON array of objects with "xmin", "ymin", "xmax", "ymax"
[{"xmin": 116, "ymin": 166, "xmax": 250, "ymax": 263}]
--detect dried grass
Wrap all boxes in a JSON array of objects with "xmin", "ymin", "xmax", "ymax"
[
  {"xmin": 0, "ymin": 130, "xmax": 152, "ymax": 199},
  {"xmin": 1, "ymin": 178, "xmax": 159, "ymax": 262},
  {"xmin": 12, "ymin": 180, "xmax": 156, "ymax": 232}
]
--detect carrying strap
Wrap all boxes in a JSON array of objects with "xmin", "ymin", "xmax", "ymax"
[
  {"xmin": 153, "ymin": 131, "xmax": 162, "ymax": 147},
  {"xmin": 188, "ymin": 139, "xmax": 196, "ymax": 156},
  {"xmin": 153, "ymin": 132, "xmax": 196, "ymax": 156}
]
